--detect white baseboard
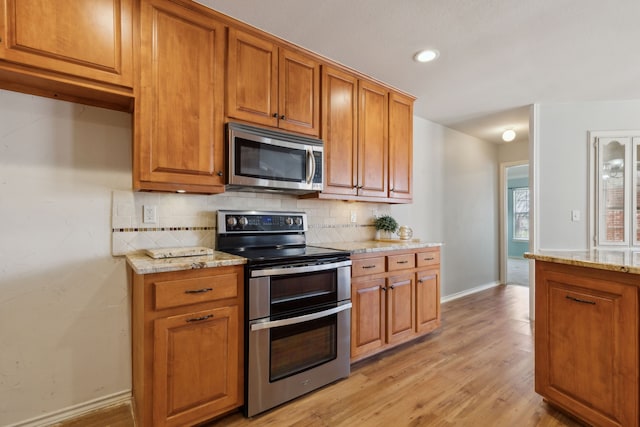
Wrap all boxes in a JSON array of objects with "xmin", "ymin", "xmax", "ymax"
[
  {"xmin": 440, "ymin": 281, "xmax": 502, "ymax": 304},
  {"xmin": 7, "ymin": 389, "xmax": 132, "ymax": 427}
]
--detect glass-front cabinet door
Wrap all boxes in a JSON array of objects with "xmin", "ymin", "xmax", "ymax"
[{"xmin": 597, "ymin": 137, "xmax": 631, "ymax": 246}]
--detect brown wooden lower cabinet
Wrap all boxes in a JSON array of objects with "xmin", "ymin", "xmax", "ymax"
[
  {"xmin": 534, "ymin": 260, "xmax": 639, "ymax": 427},
  {"xmin": 131, "ymin": 265, "xmax": 244, "ymax": 427},
  {"xmin": 350, "ymin": 247, "xmax": 441, "ymax": 362}
]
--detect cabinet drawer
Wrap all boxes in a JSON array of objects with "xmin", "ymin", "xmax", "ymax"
[
  {"xmin": 352, "ymin": 257, "xmax": 386, "ymax": 276},
  {"xmin": 387, "ymin": 253, "xmax": 416, "ymax": 271},
  {"xmin": 417, "ymin": 250, "xmax": 440, "ymax": 267},
  {"xmin": 154, "ymin": 273, "xmax": 238, "ymax": 310}
]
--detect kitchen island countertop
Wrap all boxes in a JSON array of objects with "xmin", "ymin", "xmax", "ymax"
[
  {"xmin": 524, "ymin": 249, "xmax": 640, "ymax": 275},
  {"xmin": 126, "ymin": 250, "xmax": 246, "ymax": 275},
  {"xmin": 318, "ymin": 240, "xmax": 442, "ymax": 254}
]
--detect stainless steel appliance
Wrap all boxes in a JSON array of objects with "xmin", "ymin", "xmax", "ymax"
[
  {"xmin": 216, "ymin": 210, "xmax": 351, "ymax": 417},
  {"xmin": 226, "ymin": 122, "xmax": 323, "ymax": 194}
]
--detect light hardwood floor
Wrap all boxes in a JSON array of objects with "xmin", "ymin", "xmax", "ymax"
[{"xmin": 59, "ymin": 285, "xmax": 582, "ymax": 427}]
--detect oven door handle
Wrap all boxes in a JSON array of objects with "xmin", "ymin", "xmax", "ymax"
[
  {"xmin": 250, "ymin": 302, "xmax": 352, "ymax": 332},
  {"xmin": 251, "ymin": 259, "xmax": 352, "ymax": 278}
]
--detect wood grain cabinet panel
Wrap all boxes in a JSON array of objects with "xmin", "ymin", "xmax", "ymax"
[
  {"xmin": 351, "ymin": 277, "xmax": 386, "ymax": 359},
  {"xmin": 0, "ymin": 0, "xmax": 133, "ymax": 109},
  {"xmin": 135, "ymin": 0, "xmax": 226, "ymax": 193},
  {"xmin": 227, "ymin": 28, "xmax": 320, "ymax": 136},
  {"xmin": 386, "ymin": 273, "xmax": 415, "ymax": 345},
  {"xmin": 131, "ymin": 265, "xmax": 244, "ymax": 427},
  {"xmin": 388, "ymin": 92, "xmax": 413, "ymax": 201},
  {"xmin": 350, "ymin": 248, "xmax": 441, "ymax": 362},
  {"xmin": 416, "ymin": 268, "xmax": 440, "ymax": 334},
  {"xmin": 153, "ymin": 306, "xmax": 239, "ymax": 427},
  {"xmin": 535, "ymin": 261, "xmax": 638, "ymax": 427},
  {"xmin": 322, "ymin": 65, "xmax": 358, "ymax": 196},
  {"xmin": 357, "ymin": 79, "xmax": 388, "ymax": 199},
  {"xmin": 318, "ymin": 72, "xmax": 413, "ymax": 203}
]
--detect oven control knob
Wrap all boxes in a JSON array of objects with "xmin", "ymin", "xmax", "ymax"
[
  {"xmin": 238, "ymin": 217, "xmax": 248, "ymax": 227},
  {"xmin": 294, "ymin": 217, "xmax": 303, "ymax": 226},
  {"xmin": 226, "ymin": 216, "xmax": 238, "ymax": 227},
  {"xmin": 285, "ymin": 217, "xmax": 294, "ymax": 226}
]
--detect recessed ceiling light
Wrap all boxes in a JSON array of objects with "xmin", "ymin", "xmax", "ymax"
[
  {"xmin": 413, "ymin": 49, "xmax": 439, "ymax": 63},
  {"xmin": 502, "ymin": 129, "xmax": 516, "ymax": 142}
]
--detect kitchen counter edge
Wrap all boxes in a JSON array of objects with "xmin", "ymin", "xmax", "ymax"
[
  {"xmin": 126, "ymin": 250, "xmax": 247, "ymax": 275},
  {"xmin": 319, "ymin": 240, "xmax": 443, "ymax": 254},
  {"xmin": 524, "ymin": 249, "xmax": 640, "ymax": 274}
]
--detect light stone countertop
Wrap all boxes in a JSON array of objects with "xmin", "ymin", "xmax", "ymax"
[
  {"xmin": 318, "ymin": 240, "xmax": 443, "ymax": 254},
  {"xmin": 524, "ymin": 249, "xmax": 640, "ymax": 274},
  {"xmin": 126, "ymin": 250, "xmax": 246, "ymax": 275}
]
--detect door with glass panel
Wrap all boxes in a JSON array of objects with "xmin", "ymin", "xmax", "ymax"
[{"xmin": 595, "ymin": 136, "xmax": 640, "ymax": 246}]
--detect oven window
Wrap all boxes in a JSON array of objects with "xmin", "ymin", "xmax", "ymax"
[
  {"xmin": 236, "ymin": 138, "xmax": 306, "ymax": 182},
  {"xmin": 270, "ymin": 313, "xmax": 337, "ymax": 382},
  {"xmin": 270, "ymin": 270, "xmax": 337, "ymax": 315}
]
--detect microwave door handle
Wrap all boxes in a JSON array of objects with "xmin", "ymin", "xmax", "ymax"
[
  {"xmin": 250, "ymin": 302, "xmax": 352, "ymax": 331},
  {"xmin": 306, "ymin": 147, "xmax": 316, "ymax": 184}
]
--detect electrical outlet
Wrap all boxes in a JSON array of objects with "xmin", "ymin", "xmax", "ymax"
[
  {"xmin": 143, "ymin": 205, "xmax": 157, "ymax": 224},
  {"xmin": 350, "ymin": 211, "xmax": 357, "ymax": 223}
]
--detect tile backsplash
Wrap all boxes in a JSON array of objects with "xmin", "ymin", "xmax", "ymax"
[{"xmin": 111, "ymin": 190, "xmax": 390, "ymax": 256}]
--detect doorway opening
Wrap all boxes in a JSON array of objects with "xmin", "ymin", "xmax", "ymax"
[{"xmin": 501, "ymin": 162, "xmax": 529, "ymax": 287}]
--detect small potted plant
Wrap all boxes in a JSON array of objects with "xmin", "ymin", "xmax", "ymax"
[{"xmin": 374, "ymin": 215, "xmax": 398, "ymax": 240}]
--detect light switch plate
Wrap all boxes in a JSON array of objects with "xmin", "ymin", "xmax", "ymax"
[{"xmin": 571, "ymin": 209, "xmax": 580, "ymax": 222}]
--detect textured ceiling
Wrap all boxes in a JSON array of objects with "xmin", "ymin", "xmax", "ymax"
[{"xmin": 197, "ymin": 0, "xmax": 640, "ymax": 144}]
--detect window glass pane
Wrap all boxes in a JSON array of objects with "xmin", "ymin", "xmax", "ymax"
[
  {"xmin": 600, "ymin": 140, "xmax": 626, "ymax": 243},
  {"xmin": 513, "ymin": 187, "xmax": 529, "ymax": 240}
]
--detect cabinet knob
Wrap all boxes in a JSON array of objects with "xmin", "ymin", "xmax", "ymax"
[
  {"xmin": 380, "ymin": 286, "xmax": 387, "ymax": 292},
  {"xmin": 273, "ymin": 113, "xmax": 278, "ymax": 118},
  {"xmin": 280, "ymin": 115, "xmax": 286, "ymax": 120},
  {"xmin": 217, "ymin": 171, "xmax": 223, "ymax": 176},
  {"xmin": 390, "ymin": 187, "xmax": 395, "ymax": 192},
  {"xmin": 390, "ymin": 285, "xmax": 395, "ymax": 290}
]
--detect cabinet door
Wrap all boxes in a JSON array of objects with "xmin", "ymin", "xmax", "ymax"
[
  {"xmin": 386, "ymin": 273, "xmax": 415, "ymax": 344},
  {"xmin": 351, "ymin": 277, "xmax": 386, "ymax": 359},
  {"xmin": 227, "ymin": 29, "xmax": 278, "ymax": 128},
  {"xmin": 278, "ymin": 48, "xmax": 320, "ymax": 136},
  {"xmin": 153, "ymin": 306, "xmax": 240, "ymax": 427},
  {"xmin": 388, "ymin": 92, "xmax": 413, "ymax": 201},
  {"xmin": 536, "ymin": 262, "xmax": 638, "ymax": 427},
  {"xmin": 136, "ymin": 0, "xmax": 225, "ymax": 193},
  {"xmin": 358, "ymin": 80, "xmax": 388, "ymax": 198},
  {"xmin": 416, "ymin": 268, "xmax": 440, "ymax": 334},
  {"xmin": 0, "ymin": 0, "xmax": 133, "ymax": 88},
  {"xmin": 322, "ymin": 66, "xmax": 358, "ymax": 196}
]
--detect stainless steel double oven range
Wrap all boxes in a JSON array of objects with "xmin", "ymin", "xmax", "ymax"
[{"xmin": 216, "ymin": 210, "xmax": 352, "ymax": 417}]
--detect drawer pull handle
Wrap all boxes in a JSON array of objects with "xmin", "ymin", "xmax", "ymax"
[
  {"xmin": 418, "ymin": 279, "xmax": 424, "ymax": 283},
  {"xmin": 381, "ymin": 286, "xmax": 387, "ymax": 292},
  {"xmin": 423, "ymin": 257, "xmax": 435, "ymax": 261},
  {"xmin": 362, "ymin": 265, "xmax": 378, "ymax": 269},
  {"xmin": 186, "ymin": 314, "xmax": 213, "ymax": 323},
  {"xmin": 565, "ymin": 295, "xmax": 596, "ymax": 305},
  {"xmin": 396, "ymin": 260, "xmax": 409, "ymax": 264},
  {"xmin": 185, "ymin": 287, "xmax": 213, "ymax": 294}
]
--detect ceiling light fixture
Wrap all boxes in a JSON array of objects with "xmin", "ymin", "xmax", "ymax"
[
  {"xmin": 502, "ymin": 129, "xmax": 516, "ymax": 142},
  {"xmin": 413, "ymin": 49, "xmax": 439, "ymax": 63}
]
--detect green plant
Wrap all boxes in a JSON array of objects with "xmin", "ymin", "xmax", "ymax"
[{"xmin": 373, "ymin": 215, "xmax": 398, "ymax": 232}]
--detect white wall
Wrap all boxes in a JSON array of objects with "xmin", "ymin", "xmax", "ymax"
[
  {"xmin": 0, "ymin": 90, "xmax": 132, "ymax": 425},
  {"xmin": 393, "ymin": 117, "xmax": 500, "ymax": 298},
  {"xmin": 498, "ymin": 139, "xmax": 529, "ymax": 163},
  {"xmin": 535, "ymin": 100, "xmax": 640, "ymax": 250}
]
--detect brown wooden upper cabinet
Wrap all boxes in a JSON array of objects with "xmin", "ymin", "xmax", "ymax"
[
  {"xmin": 134, "ymin": 0, "xmax": 226, "ymax": 194},
  {"xmin": 321, "ymin": 66, "xmax": 414, "ymax": 203},
  {"xmin": 389, "ymin": 92, "xmax": 414, "ymax": 201},
  {"xmin": 227, "ymin": 28, "xmax": 321, "ymax": 137},
  {"xmin": 0, "ymin": 0, "xmax": 134, "ymax": 110}
]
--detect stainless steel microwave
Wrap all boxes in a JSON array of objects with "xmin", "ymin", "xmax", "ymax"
[{"xmin": 226, "ymin": 122, "xmax": 323, "ymax": 193}]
